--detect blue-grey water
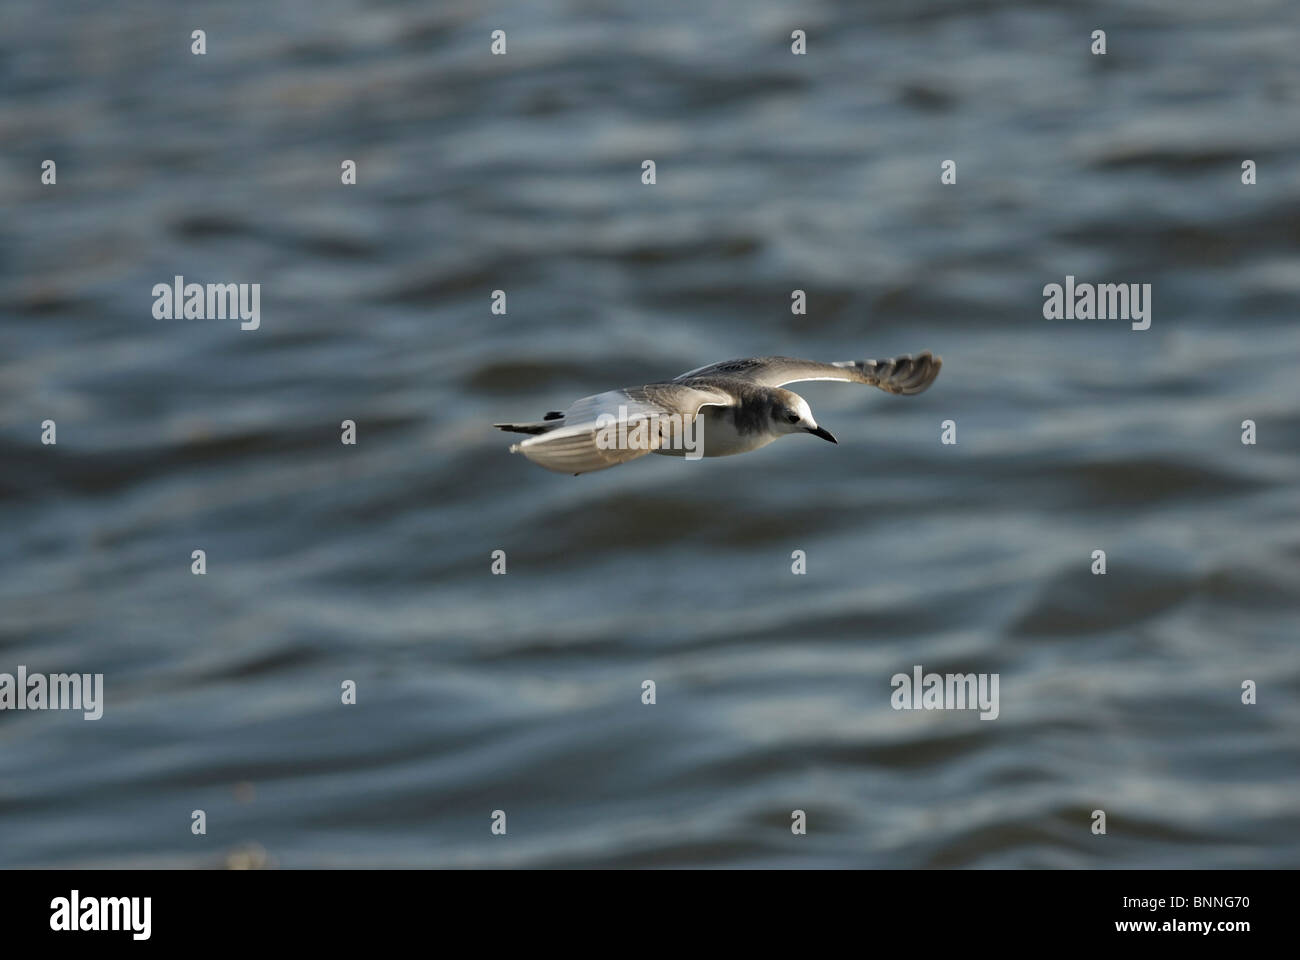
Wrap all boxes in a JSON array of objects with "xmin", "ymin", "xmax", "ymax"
[{"xmin": 2, "ymin": 0, "xmax": 1298, "ymax": 868}]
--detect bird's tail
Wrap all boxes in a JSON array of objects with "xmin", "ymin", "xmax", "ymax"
[
  {"xmin": 834, "ymin": 351, "xmax": 941, "ymax": 395},
  {"xmin": 493, "ymin": 412, "xmax": 565, "ymax": 435}
]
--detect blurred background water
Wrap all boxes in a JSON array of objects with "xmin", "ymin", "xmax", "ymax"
[{"xmin": 1, "ymin": 0, "xmax": 1298, "ymax": 868}]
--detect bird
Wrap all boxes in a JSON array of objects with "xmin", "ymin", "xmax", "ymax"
[{"xmin": 494, "ymin": 351, "xmax": 941, "ymax": 475}]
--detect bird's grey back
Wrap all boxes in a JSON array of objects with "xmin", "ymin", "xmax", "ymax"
[{"xmin": 665, "ymin": 376, "xmax": 784, "ymax": 435}]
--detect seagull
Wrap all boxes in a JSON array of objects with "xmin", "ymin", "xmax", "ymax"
[{"xmin": 494, "ymin": 351, "xmax": 941, "ymax": 475}]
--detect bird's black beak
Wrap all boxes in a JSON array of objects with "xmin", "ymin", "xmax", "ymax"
[{"xmin": 806, "ymin": 425, "xmax": 837, "ymax": 444}]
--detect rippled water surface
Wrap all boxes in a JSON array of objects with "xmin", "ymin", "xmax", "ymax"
[{"xmin": 2, "ymin": 0, "xmax": 1298, "ymax": 867}]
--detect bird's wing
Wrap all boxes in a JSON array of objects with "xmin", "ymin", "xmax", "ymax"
[
  {"xmin": 511, "ymin": 383, "xmax": 733, "ymax": 475},
  {"xmin": 673, "ymin": 351, "xmax": 941, "ymax": 395}
]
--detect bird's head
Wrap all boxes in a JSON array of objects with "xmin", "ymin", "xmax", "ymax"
[{"xmin": 770, "ymin": 390, "xmax": 836, "ymax": 443}]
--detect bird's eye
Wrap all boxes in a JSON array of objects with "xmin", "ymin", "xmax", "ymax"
[{"xmin": 786, "ymin": 412, "xmax": 801, "ymax": 424}]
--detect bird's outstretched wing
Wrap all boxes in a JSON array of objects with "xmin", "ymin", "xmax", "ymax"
[
  {"xmin": 510, "ymin": 383, "xmax": 732, "ymax": 475},
  {"xmin": 673, "ymin": 351, "xmax": 941, "ymax": 395}
]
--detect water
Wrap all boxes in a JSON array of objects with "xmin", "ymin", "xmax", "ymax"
[{"xmin": 1, "ymin": 0, "xmax": 1298, "ymax": 868}]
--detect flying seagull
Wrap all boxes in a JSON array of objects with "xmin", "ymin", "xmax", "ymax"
[{"xmin": 494, "ymin": 351, "xmax": 941, "ymax": 475}]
